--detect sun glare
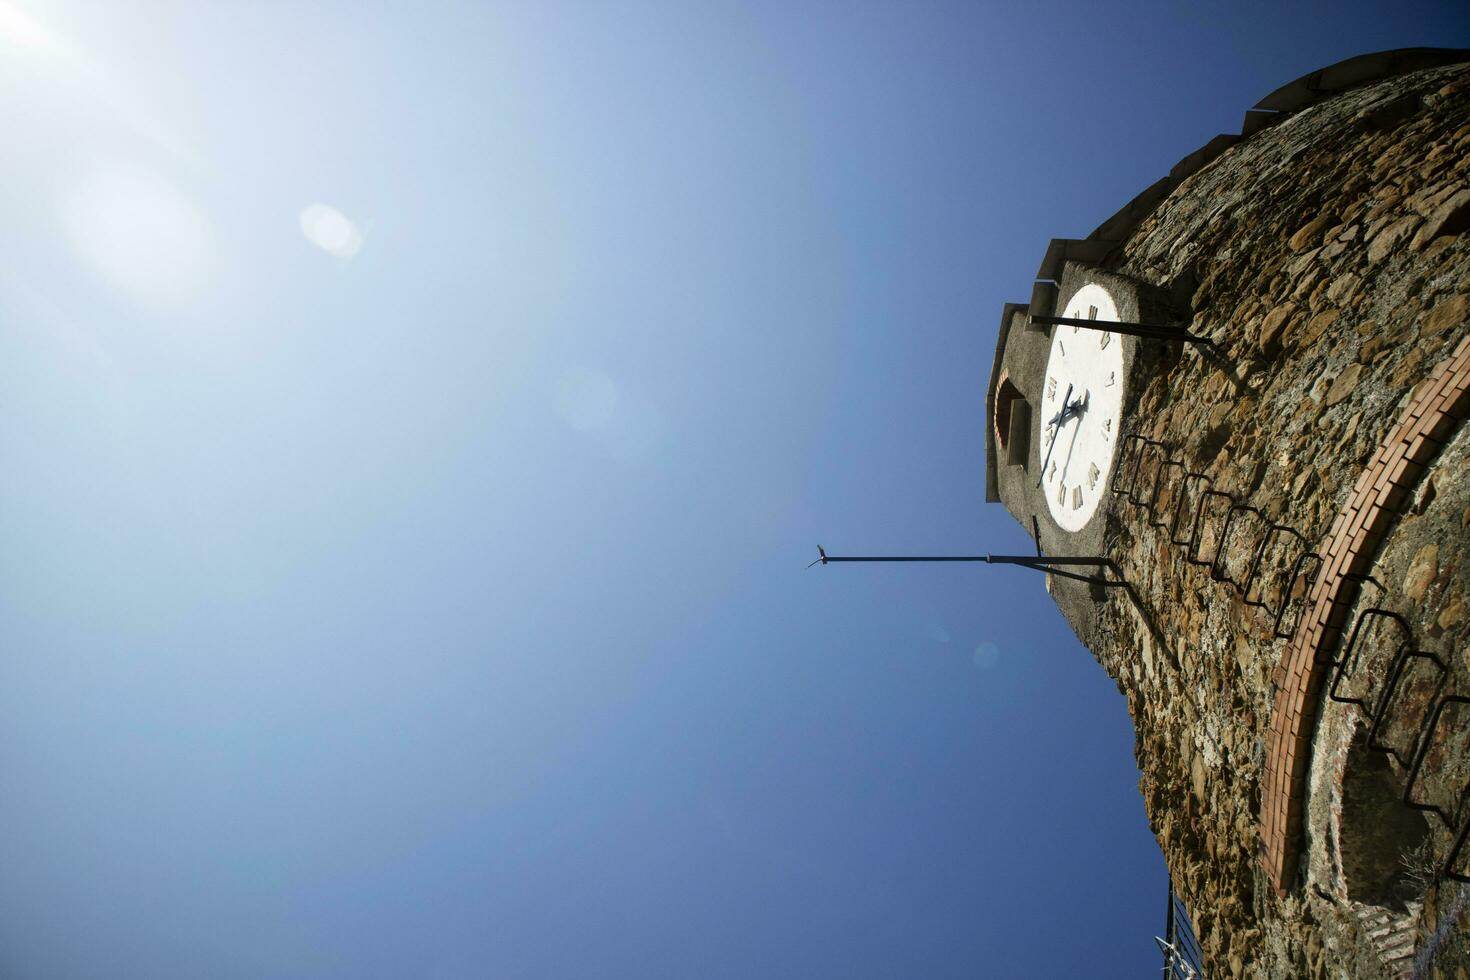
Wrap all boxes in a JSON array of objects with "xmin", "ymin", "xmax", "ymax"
[
  {"xmin": 0, "ymin": 1, "xmax": 57, "ymax": 51},
  {"xmin": 62, "ymin": 170, "xmax": 214, "ymax": 309}
]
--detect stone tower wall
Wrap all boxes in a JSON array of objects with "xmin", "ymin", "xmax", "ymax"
[{"xmin": 1092, "ymin": 63, "xmax": 1470, "ymax": 978}]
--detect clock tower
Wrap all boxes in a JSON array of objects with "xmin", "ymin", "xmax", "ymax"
[{"xmin": 986, "ymin": 49, "xmax": 1470, "ymax": 978}]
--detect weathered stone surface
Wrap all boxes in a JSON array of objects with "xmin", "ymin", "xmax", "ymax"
[
  {"xmin": 1411, "ymin": 188, "xmax": 1470, "ymax": 249},
  {"xmin": 1366, "ymin": 215, "xmax": 1421, "ymax": 263},
  {"xmin": 1260, "ymin": 303, "xmax": 1296, "ymax": 353},
  {"xmin": 1324, "ymin": 364, "xmax": 1362, "ymax": 407},
  {"xmin": 1405, "ymin": 543, "xmax": 1439, "ymax": 602},
  {"xmin": 1303, "ymin": 308, "xmax": 1340, "ymax": 345},
  {"xmin": 1208, "ymin": 401, "xmax": 1233, "ymax": 431},
  {"xmin": 1290, "ymin": 213, "xmax": 1338, "ymax": 253},
  {"xmin": 1424, "ymin": 294, "xmax": 1467, "ymax": 338},
  {"xmin": 1391, "ymin": 348, "xmax": 1426, "ymax": 387},
  {"xmin": 1408, "ymin": 182, "xmax": 1462, "ymax": 218},
  {"xmin": 1334, "ymin": 411, "xmax": 1362, "ymax": 453},
  {"xmin": 1326, "ymin": 272, "xmax": 1360, "ymax": 306}
]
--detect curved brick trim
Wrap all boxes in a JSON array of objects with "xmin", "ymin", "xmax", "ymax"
[
  {"xmin": 994, "ymin": 369, "xmax": 1015, "ymax": 449},
  {"xmin": 985, "ymin": 304, "xmax": 1025, "ymax": 503},
  {"xmin": 1259, "ymin": 330, "xmax": 1470, "ymax": 893}
]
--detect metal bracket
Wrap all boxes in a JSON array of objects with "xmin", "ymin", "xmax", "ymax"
[
  {"xmin": 1242, "ymin": 523, "xmax": 1310, "ymax": 621},
  {"xmin": 1445, "ymin": 811, "xmax": 1470, "ymax": 883},
  {"xmin": 1027, "ymin": 314, "xmax": 1214, "ymax": 347},
  {"xmin": 1147, "ymin": 460, "xmax": 1186, "ymax": 530},
  {"xmin": 1405, "ymin": 695, "xmax": 1470, "ymax": 829},
  {"xmin": 1273, "ymin": 550, "xmax": 1323, "ymax": 639},
  {"xmin": 1187, "ymin": 489, "xmax": 1235, "ymax": 569},
  {"xmin": 1329, "ymin": 608, "xmax": 1412, "ymax": 707},
  {"xmin": 1366, "ymin": 648, "xmax": 1447, "ymax": 766},
  {"xmin": 1211, "ymin": 503, "xmax": 1266, "ymax": 589},
  {"xmin": 1169, "ymin": 473, "xmax": 1214, "ymax": 548},
  {"xmin": 1112, "ymin": 434, "xmax": 1148, "ymax": 500}
]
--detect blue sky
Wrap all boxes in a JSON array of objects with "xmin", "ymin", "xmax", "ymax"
[{"xmin": 0, "ymin": 2, "xmax": 1465, "ymax": 977}]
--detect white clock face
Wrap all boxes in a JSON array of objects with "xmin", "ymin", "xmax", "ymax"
[{"xmin": 1039, "ymin": 282, "xmax": 1125, "ymax": 532}]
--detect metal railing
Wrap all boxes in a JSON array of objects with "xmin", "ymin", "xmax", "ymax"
[
  {"xmin": 1109, "ymin": 432, "xmax": 1322, "ymax": 637},
  {"xmin": 1157, "ymin": 881, "xmax": 1206, "ymax": 979}
]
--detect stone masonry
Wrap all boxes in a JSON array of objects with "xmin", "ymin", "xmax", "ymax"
[{"xmin": 1104, "ymin": 61, "xmax": 1470, "ymax": 978}]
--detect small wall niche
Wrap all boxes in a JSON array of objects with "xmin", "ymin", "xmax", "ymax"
[{"xmin": 995, "ymin": 378, "xmax": 1031, "ymax": 467}]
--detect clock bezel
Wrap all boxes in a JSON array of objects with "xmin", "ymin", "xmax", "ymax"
[{"xmin": 1038, "ymin": 282, "xmax": 1127, "ymax": 532}]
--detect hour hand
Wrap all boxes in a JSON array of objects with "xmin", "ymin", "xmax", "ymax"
[
  {"xmin": 1049, "ymin": 391, "xmax": 1086, "ymax": 431},
  {"xmin": 1046, "ymin": 383, "xmax": 1074, "ymax": 428}
]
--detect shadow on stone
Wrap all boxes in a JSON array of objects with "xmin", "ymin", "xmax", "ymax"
[{"xmin": 1340, "ymin": 730, "xmax": 1433, "ymax": 910}]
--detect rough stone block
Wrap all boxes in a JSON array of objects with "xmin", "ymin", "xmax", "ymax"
[
  {"xmin": 1289, "ymin": 213, "xmax": 1338, "ymax": 253},
  {"xmin": 1410, "ymin": 189, "xmax": 1470, "ymax": 248},
  {"xmin": 1366, "ymin": 214, "xmax": 1422, "ymax": 263}
]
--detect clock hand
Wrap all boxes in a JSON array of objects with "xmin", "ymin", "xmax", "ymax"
[
  {"xmin": 1056, "ymin": 390, "xmax": 1092, "ymax": 494},
  {"xmin": 1059, "ymin": 390, "xmax": 1087, "ymax": 420},
  {"xmin": 1037, "ymin": 382, "xmax": 1073, "ymax": 487},
  {"xmin": 1056, "ymin": 402, "xmax": 1085, "ymax": 494},
  {"xmin": 1052, "ymin": 383, "xmax": 1073, "ymax": 426}
]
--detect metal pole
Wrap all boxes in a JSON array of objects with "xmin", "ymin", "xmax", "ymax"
[
  {"xmin": 1028, "ymin": 313, "xmax": 1214, "ymax": 347},
  {"xmin": 1163, "ymin": 881, "xmax": 1178, "ymax": 980},
  {"xmin": 987, "ymin": 555, "xmax": 1115, "ymax": 567},
  {"xmin": 811, "ymin": 551, "xmax": 1125, "ymax": 588}
]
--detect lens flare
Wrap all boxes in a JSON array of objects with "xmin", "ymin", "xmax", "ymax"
[{"xmin": 299, "ymin": 203, "xmax": 363, "ymax": 258}]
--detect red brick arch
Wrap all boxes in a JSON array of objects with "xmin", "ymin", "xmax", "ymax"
[
  {"xmin": 994, "ymin": 370, "xmax": 1021, "ymax": 449},
  {"xmin": 1260, "ymin": 331, "xmax": 1470, "ymax": 893}
]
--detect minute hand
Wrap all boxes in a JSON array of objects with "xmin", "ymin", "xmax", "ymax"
[
  {"xmin": 1055, "ymin": 391, "xmax": 1089, "ymax": 487},
  {"xmin": 1036, "ymin": 382, "xmax": 1073, "ymax": 487}
]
